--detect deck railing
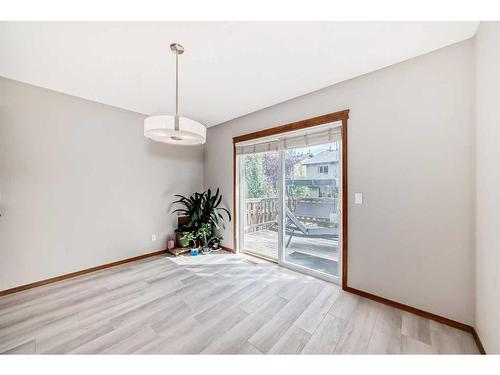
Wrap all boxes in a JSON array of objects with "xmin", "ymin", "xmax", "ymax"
[
  {"xmin": 244, "ymin": 196, "xmax": 338, "ymax": 233},
  {"xmin": 245, "ymin": 198, "xmax": 278, "ymax": 232}
]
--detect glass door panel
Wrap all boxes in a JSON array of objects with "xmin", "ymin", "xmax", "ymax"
[
  {"xmin": 283, "ymin": 142, "xmax": 341, "ymax": 278},
  {"xmin": 235, "ymin": 122, "xmax": 342, "ymax": 283},
  {"xmin": 239, "ymin": 150, "xmax": 279, "ymax": 260}
]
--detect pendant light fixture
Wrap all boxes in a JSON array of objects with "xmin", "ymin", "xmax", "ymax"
[{"xmin": 144, "ymin": 43, "xmax": 206, "ymax": 145}]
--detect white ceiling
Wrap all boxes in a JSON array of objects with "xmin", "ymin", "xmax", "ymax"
[{"xmin": 0, "ymin": 22, "xmax": 478, "ymax": 127}]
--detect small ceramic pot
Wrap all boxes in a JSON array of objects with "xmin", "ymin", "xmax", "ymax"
[{"xmin": 167, "ymin": 239, "xmax": 175, "ymax": 250}]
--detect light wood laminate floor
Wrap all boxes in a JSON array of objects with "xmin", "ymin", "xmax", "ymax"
[{"xmin": 0, "ymin": 252, "xmax": 479, "ymax": 354}]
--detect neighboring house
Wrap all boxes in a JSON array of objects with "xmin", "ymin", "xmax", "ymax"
[{"xmin": 298, "ymin": 148, "xmax": 339, "ymax": 197}]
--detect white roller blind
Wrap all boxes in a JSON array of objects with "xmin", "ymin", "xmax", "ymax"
[
  {"xmin": 235, "ymin": 139, "xmax": 280, "ymax": 155},
  {"xmin": 235, "ymin": 124, "xmax": 341, "ymax": 155},
  {"xmin": 283, "ymin": 126, "xmax": 341, "ymax": 150}
]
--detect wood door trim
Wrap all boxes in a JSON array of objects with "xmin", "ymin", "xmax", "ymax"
[
  {"xmin": 232, "ymin": 110, "xmax": 350, "ymax": 144},
  {"xmin": 0, "ymin": 249, "xmax": 167, "ymax": 297},
  {"xmin": 232, "ymin": 109, "xmax": 349, "ymax": 287},
  {"xmin": 341, "ymin": 117, "xmax": 348, "ymax": 287}
]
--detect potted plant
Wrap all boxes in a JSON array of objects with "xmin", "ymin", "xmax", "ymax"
[
  {"xmin": 197, "ymin": 224, "xmax": 212, "ymax": 254},
  {"xmin": 180, "ymin": 231, "xmax": 200, "ymax": 256},
  {"xmin": 172, "ymin": 188, "xmax": 231, "ymax": 249},
  {"xmin": 175, "ymin": 224, "xmax": 193, "ymax": 248},
  {"xmin": 207, "ymin": 235, "xmax": 223, "ymax": 250}
]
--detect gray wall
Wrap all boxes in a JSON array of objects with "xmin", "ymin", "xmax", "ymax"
[
  {"xmin": 205, "ymin": 39, "xmax": 475, "ymax": 324},
  {"xmin": 475, "ymin": 22, "xmax": 500, "ymax": 354},
  {"xmin": 0, "ymin": 77, "xmax": 204, "ymax": 291}
]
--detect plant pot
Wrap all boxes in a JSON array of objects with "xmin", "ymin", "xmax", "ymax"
[
  {"xmin": 176, "ymin": 231, "xmax": 191, "ymax": 248},
  {"xmin": 190, "ymin": 248, "xmax": 199, "ymax": 256},
  {"xmin": 201, "ymin": 247, "xmax": 213, "ymax": 255}
]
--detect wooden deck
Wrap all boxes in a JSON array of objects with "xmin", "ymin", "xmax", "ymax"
[{"xmin": 243, "ymin": 229, "xmax": 339, "ymax": 277}]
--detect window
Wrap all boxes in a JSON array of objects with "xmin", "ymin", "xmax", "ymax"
[{"xmin": 319, "ymin": 165, "xmax": 329, "ymax": 174}]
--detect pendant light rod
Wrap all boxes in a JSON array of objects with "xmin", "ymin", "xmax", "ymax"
[
  {"xmin": 175, "ymin": 51, "xmax": 179, "ymax": 117},
  {"xmin": 170, "ymin": 43, "xmax": 184, "ymax": 131}
]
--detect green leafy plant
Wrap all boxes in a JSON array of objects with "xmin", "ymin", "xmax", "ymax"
[
  {"xmin": 180, "ymin": 224, "xmax": 219, "ymax": 251},
  {"xmin": 180, "ymin": 231, "xmax": 198, "ymax": 249},
  {"xmin": 207, "ymin": 234, "xmax": 223, "ymax": 249},
  {"xmin": 197, "ymin": 224, "xmax": 212, "ymax": 248},
  {"xmin": 172, "ymin": 188, "xmax": 231, "ymax": 233}
]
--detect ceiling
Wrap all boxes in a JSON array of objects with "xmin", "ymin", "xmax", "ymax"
[{"xmin": 0, "ymin": 22, "xmax": 479, "ymax": 127}]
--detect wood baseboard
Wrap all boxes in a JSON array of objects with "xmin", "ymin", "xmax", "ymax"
[
  {"xmin": 344, "ymin": 286, "xmax": 486, "ymax": 354},
  {"xmin": 344, "ymin": 286, "xmax": 472, "ymax": 332},
  {"xmin": 0, "ymin": 249, "xmax": 167, "ymax": 297},
  {"xmin": 221, "ymin": 245, "xmax": 236, "ymax": 254},
  {"xmin": 342, "ymin": 286, "xmax": 486, "ymax": 354},
  {"xmin": 471, "ymin": 328, "xmax": 487, "ymax": 354}
]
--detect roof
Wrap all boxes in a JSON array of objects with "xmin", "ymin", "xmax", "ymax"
[{"xmin": 300, "ymin": 150, "xmax": 339, "ymax": 165}]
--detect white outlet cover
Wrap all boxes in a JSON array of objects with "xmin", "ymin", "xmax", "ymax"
[
  {"xmin": 151, "ymin": 234, "xmax": 157, "ymax": 241},
  {"xmin": 354, "ymin": 193, "xmax": 363, "ymax": 205}
]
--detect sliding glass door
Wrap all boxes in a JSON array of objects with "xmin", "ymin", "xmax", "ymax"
[
  {"xmin": 283, "ymin": 141, "xmax": 341, "ymax": 278},
  {"xmin": 238, "ymin": 150, "xmax": 279, "ymax": 260},
  {"xmin": 236, "ymin": 122, "xmax": 342, "ymax": 282}
]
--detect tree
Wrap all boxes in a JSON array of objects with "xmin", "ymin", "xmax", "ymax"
[
  {"xmin": 245, "ymin": 154, "xmax": 267, "ymax": 198},
  {"xmin": 245, "ymin": 150, "xmax": 309, "ymax": 199},
  {"xmin": 261, "ymin": 150, "xmax": 308, "ymax": 196},
  {"xmin": 288, "ymin": 185, "xmax": 311, "ymax": 198}
]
